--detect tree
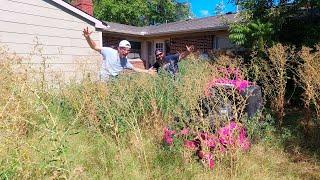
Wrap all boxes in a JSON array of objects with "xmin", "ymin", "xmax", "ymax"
[
  {"xmin": 93, "ymin": 0, "xmax": 148, "ymax": 26},
  {"xmin": 93, "ymin": 0, "xmax": 191, "ymax": 26},
  {"xmin": 229, "ymin": 20, "xmax": 273, "ymax": 52},
  {"xmin": 229, "ymin": 0, "xmax": 320, "ymax": 49}
]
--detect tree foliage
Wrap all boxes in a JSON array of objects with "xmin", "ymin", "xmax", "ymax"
[
  {"xmin": 93, "ymin": 0, "xmax": 191, "ymax": 26},
  {"xmin": 229, "ymin": 0, "xmax": 320, "ymax": 49},
  {"xmin": 229, "ymin": 20, "xmax": 273, "ymax": 51}
]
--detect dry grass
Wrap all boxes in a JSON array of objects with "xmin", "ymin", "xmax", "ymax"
[
  {"xmin": 1, "ymin": 44, "xmax": 320, "ymax": 179},
  {"xmin": 298, "ymin": 45, "xmax": 320, "ymax": 121},
  {"xmin": 250, "ymin": 44, "xmax": 294, "ymax": 126}
]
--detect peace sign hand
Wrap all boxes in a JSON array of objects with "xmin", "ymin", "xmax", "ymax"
[{"xmin": 186, "ymin": 45, "xmax": 194, "ymax": 52}]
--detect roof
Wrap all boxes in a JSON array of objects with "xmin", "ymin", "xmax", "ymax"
[
  {"xmin": 49, "ymin": 0, "xmax": 108, "ymax": 29},
  {"xmin": 105, "ymin": 22, "xmax": 146, "ymax": 36},
  {"xmin": 103, "ymin": 14, "xmax": 237, "ymax": 37}
]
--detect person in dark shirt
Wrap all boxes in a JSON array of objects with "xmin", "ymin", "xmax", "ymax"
[{"xmin": 150, "ymin": 45, "xmax": 194, "ymax": 75}]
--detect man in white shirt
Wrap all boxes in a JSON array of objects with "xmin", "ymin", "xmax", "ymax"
[{"xmin": 83, "ymin": 27, "xmax": 155, "ymax": 81}]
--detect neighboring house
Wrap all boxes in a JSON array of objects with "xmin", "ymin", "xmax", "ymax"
[
  {"xmin": 102, "ymin": 14, "xmax": 236, "ymax": 68},
  {"xmin": 0, "ymin": 0, "xmax": 108, "ymax": 82}
]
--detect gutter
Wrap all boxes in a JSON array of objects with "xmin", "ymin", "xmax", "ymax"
[
  {"xmin": 102, "ymin": 26, "xmax": 229, "ymax": 38},
  {"xmin": 50, "ymin": 0, "xmax": 109, "ymax": 30}
]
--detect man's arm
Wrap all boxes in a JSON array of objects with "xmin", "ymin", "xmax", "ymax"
[
  {"xmin": 179, "ymin": 45, "xmax": 194, "ymax": 61},
  {"xmin": 83, "ymin": 27, "xmax": 102, "ymax": 52},
  {"xmin": 148, "ymin": 62, "xmax": 158, "ymax": 70},
  {"xmin": 132, "ymin": 67, "xmax": 156, "ymax": 75},
  {"xmin": 126, "ymin": 61, "xmax": 156, "ymax": 75}
]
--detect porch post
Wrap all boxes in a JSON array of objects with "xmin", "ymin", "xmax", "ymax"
[{"xmin": 141, "ymin": 41, "xmax": 148, "ymax": 68}]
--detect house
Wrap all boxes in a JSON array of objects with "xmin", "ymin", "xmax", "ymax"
[
  {"xmin": 0, "ymin": 0, "xmax": 235, "ymax": 82},
  {"xmin": 102, "ymin": 14, "xmax": 236, "ymax": 68},
  {"xmin": 0, "ymin": 0, "xmax": 108, "ymax": 82}
]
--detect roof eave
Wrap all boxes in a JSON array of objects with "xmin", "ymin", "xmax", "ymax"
[
  {"xmin": 103, "ymin": 26, "xmax": 229, "ymax": 37},
  {"xmin": 102, "ymin": 30, "xmax": 144, "ymax": 36},
  {"xmin": 50, "ymin": 0, "xmax": 108, "ymax": 30},
  {"xmin": 144, "ymin": 26, "xmax": 229, "ymax": 37}
]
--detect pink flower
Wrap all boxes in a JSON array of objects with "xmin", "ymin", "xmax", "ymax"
[
  {"xmin": 203, "ymin": 133, "xmax": 218, "ymax": 149},
  {"xmin": 163, "ymin": 127, "xmax": 175, "ymax": 145},
  {"xmin": 237, "ymin": 128, "xmax": 251, "ymax": 151},
  {"xmin": 239, "ymin": 138, "xmax": 251, "ymax": 151},
  {"xmin": 179, "ymin": 128, "xmax": 189, "ymax": 136},
  {"xmin": 206, "ymin": 139, "xmax": 216, "ymax": 149},
  {"xmin": 218, "ymin": 122, "xmax": 251, "ymax": 151},
  {"xmin": 184, "ymin": 140, "xmax": 197, "ymax": 150},
  {"xmin": 198, "ymin": 151, "xmax": 215, "ymax": 170},
  {"xmin": 218, "ymin": 122, "xmax": 238, "ymax": 146},
  {"xmin": 234, "ymin": 80, "xmax": 250, "ymax": 92},
  {"xmin": 204, "ymin": 153, "xmax": 215, "ymax": 170}
]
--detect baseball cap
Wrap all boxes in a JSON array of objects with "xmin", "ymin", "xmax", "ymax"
[
  {"xmin": 155, "ymin": 49, "xmax": 163, "ymax": 56},
  {"xmin": 119, "ymin": 40, "xmax": 131, "ymax": 49}
]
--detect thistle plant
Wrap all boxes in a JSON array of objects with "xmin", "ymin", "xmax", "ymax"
[{"xmin": 297, "ymin": 45, "xmax": 320, "ymax": 129}]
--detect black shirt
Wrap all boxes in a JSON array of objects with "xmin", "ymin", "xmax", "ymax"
[{"xmin": 151, "ymin": 54, "xmax": 180, "ymax": 75}]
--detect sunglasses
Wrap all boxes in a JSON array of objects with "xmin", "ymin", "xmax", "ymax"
[
  {"xmin": 156, "ymin": 53, "xmax": 163, "ymax": 57},
  {"xmin": 120, "ymin": 47, "xmax": 130, "ymax": 52}
]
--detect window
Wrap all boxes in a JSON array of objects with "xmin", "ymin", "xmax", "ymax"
[
  {"xmin": 155, "ymin": 42, "xmax": 164, "ymax": 52},
  {"xmin": 213, "ymin": 36, "xmax": 233, "ymax": 50},
  {"xmin": 127, "ymin": 41, "xmax": 141, "ymax": 59}
]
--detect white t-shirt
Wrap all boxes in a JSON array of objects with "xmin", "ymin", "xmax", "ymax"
[{"xmin": 100, "ymin": 47, "xmax": 134, "ymax": 79}]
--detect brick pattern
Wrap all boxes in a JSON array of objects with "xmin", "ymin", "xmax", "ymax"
[
  {"xmin": 130, "ymin": 61, "xmax": 146, "ymax": 69},
  {"xmin": 102, "ymin": 35, "xmax": 123, "ymax": 48},
  {"xmin": 170, "ymin": 35, "xmax": 213, "ymax": 54},
  {"xmin": 71, "ymin": 0, "xmax": 93, "ymax": 16}
]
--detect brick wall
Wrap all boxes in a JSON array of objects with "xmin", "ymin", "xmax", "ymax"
[
  {"xmin": 102, "ymin": 35, "xmax": 123, "ymax": 48},
  {"xmin": 169, "ymin": 35, "xmax": 213, "ymax": 54},
  {"xmin": 130, "ymin": 60, "xmax": 146, "ymax": 69},
  {"xmin": 71, "ymin": 0, "xmax": 93, "ymax": 16}
]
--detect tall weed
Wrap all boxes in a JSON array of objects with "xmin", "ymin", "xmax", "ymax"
[
  {"xmin": 251, "ymin": 44, "xmax": 293, "ymax": 126},
  {"xmin": 1, "ymin": 44, "xmax": 320, "ymax": 179},
  {"xmin": 297, "ymin": 45, "xmax": 320, "ymax": 134}
]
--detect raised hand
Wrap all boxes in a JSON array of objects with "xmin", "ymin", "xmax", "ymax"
[
  {"xmin": 82, "ymin": 27, "xmax": 92, "ymax": 38},
  {"xmin": 186, "ymin": 45, "xmax": 194, "ymax": 52}
]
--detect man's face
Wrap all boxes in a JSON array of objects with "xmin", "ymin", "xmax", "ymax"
[
  {"xmin": 118, "ymin": 47, "xmax": 130, "ymax": 58},
  {"xmin": 156, "ymin": 52, "xmax": 164, "ymax": 61}
]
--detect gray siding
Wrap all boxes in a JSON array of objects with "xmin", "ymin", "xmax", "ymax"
[{"xmin": 0, "ymin": 0, "xmax": 102, "ymax": 82}]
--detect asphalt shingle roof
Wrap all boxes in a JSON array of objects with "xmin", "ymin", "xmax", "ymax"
[{"xmin": 103, "ymin": 14, "xmax": 237, "ymax": 37}]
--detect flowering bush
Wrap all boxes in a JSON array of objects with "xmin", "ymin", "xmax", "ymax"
[
  {"xmin": 163, "ymin": 121, "xmax": 251, "ymax": 170},
  {"xmin": 204, "ymin": 67, "xmax": 251, "ymax": 97}
]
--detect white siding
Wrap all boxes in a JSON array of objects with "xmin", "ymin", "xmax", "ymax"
[{"xmin": 0, "ymin": 0, "xmax": 102, "ymax": 82}]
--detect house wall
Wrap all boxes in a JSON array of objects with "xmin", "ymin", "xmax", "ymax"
[
  {"xmin": 164, "ymin": 30, "xmax": 231, "ymax": 53},
  {"xmin": 146, "ymin": 30, "xmax": 233, "ymax": 66},
  {"xmin": 170, "ymin": 35, "xmax": 213, "ymax": 53},
  {"xmin": 0, "ymin": 0, "xmax": 102, "ymax": 82},
  {"xmin": 102, "ymin": 30, "xmax": 232, "ymax": 69}
]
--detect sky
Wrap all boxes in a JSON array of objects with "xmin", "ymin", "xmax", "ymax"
[{"xmin": 177, "ymin": 0, "xmax": 237, "ymax": 18}]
